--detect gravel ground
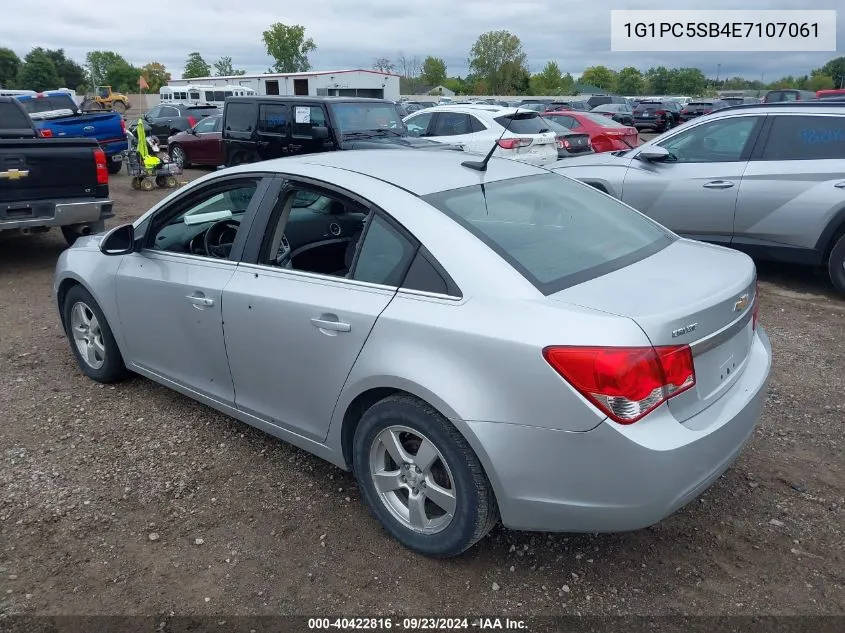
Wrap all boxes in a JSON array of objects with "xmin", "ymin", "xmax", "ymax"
[{"xmin": 0, "ymin": 167, "xmax": 843, "ymax": 617}]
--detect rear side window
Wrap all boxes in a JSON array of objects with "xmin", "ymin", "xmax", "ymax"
[
  {"xmin": 433, "ymin": 112, "xmax": 471, "ymax": 136},
  {"xmin": 0, "ymin": 102, "xmax": 31, "ymax": 129},
  {"xmin": 352, "ymin": 215, "xmax": 416, "ymax": 286},
  {"xmin": 761, "ymin": 116, "xmax": 845, "ymax": 161},
  {"xmin": 224, "ymin": 103, "xmax": 255, "ymax": 132},
  {"xmin": 469, "ymin": 116, "xmax": 486, "ymax": 133},
  {"xmin": 582, "ymin": 113, "xmax": 626, "ymax": 127},
  {"xmin": 493, "ymin": 113, "xmax": 549, "ymax": 134},
  {"xmin": 424, "ymin": 174, "xmax": 673, "ymax": 294},
  {"xmin": 259, "ymin": 104, "xmax": 288, "ymax": 134}
]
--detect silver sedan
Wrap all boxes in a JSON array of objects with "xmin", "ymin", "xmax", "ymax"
[{"xmin": 54, "ymin": 149, "xmax": 772, "ymax": 557}]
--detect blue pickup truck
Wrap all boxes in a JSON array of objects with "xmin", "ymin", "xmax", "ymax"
[{"xmin": 15, "ymin": 91, "xmax": 127, "ymax": 174}]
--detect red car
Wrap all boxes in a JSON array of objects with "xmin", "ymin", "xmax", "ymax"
[
  {"xmin": 544, "ymin": 111, "xmax": 640, "ymax": 153},
  {"xmin": 167, "ymin": 115, "xmax": 223, "ymax": 168}
]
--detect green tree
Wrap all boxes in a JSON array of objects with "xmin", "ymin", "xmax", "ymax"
[
  {"xmin": 820, "ymin": 56, "xmax": 845, "ymax": 88},
  {"xmin": 723, "ymin": 76, "xmax": 751, "ymax": 90},
  {"xmin": 183, "ymin": 52, "xmax": 211, "ymax": 79},
  {"xmin": 580, "ymin": 65, "xmax": 616, "ymax": 91},
  {"xmin": 372, "ymin": 57, "xmax": 395, "ymax": 73},
  {"xmin": 421, "ymin": 56, "xmax": 447, "ymax": 86},
  {"xmin": 17, "ymin": 49, "xmax": 61, "ymax": 91},
  {"xmin": 644, "ymin": 66, "xmax": 672, "ymax": 94},
  {"xmin": 0, "ymin": 47, "xmax": 21, "ymax": 88},
  {"xmin": 140, "ymin": 62, "xmax": 170, "ymax": 93},
  {"xmin": 468, "ymin": 30, "xmax": 528, "ymax": 95},
  {"xmin": 529, "ymin": 61, "xmax": 565, "ymax": 95},
  {"xmin": 86, "ymin": 51, "xmax": 130, "ymax": 87},
  {"xmin": 213, "ymin": 56, "xmax": 245, "ymax": 76},
  {"xmin": 615, "ymin": 66, "xmax": 644, "ymax": 95},
  {"xmin": 40, "ymin": 49, "xmax": 86, "ymax": 89},
  {"xmin": 807, "ymin": 71, "xmax": 834, "ymax": 91},
  {"xmin": 262, "ymin": 23, "xmax": 316, "ymax": 73},
  {"xmin": 669, "ymin": 67, "xmax": 707, "ymax": 95},
  {"xmin": 443, "ymin": 76, "xmax": 467, "ymax": 95}
]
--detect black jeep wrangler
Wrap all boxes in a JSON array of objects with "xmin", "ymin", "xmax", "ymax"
[{"xmin": 222, "ymin": 96, "xmax": 454, "ymax": 166}]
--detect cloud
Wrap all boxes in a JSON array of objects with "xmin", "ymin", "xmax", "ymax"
[{"xmin": 1, "ymin": 0, "xmax": 841, "ymax": 80}]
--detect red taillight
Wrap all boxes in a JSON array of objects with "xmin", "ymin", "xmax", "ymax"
[
  {"xmin": 120, "ymin": 117, "xmax": 126, "ymax": 135},
  {"xmin": 497, "ymin": 137, "xmax": 531, "ymax": 150},
  {"xmin": 543, "ymin": 345, "xmax": 696, "ymax": 424},
  {"xmin": 187, "ymin": 116, "xmax": 197, "ymax": 128},
  {"xmin": 38, "ymin": 128, "xmax": 53, "ymax": 138},
  {"xmin": 94, "ymin": 148, "xmax": 108, "ymax": 184},
  {"xmin": 655, "ymin": 110, "xmax": 666, "ymax": 116},
  {"xmin": 562, "ymin": 139, "xmax": 572, "ymax": 150}
]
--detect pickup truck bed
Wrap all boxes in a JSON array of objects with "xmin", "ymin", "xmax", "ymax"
[{"xmin": 0, "ymin": 97, "xmax": 113, "ymax": 245}]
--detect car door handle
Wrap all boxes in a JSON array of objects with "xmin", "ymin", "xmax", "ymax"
[
  {"xmin": 186, "ymin": 294, "xmax": 214, "ymax": 308},
  {"xmin": 702, "ymin": 180, "xmax": 735, "ymax": 189},
  {"xmin": 310, "ymin": 316, "xmax": 351, "ymax": 332}
]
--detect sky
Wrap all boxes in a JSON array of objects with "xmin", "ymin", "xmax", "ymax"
[{"xmin": 1, "ymin": 0, "xmax": 842, "ymax": 81}]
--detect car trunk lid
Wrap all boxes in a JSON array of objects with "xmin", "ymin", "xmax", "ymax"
[
  {"xmin": 559, "ymin": 132, "xmax": 592, "ymax": 153},
  {"xmin": 548, "ymin": 239, "xmax": 757, "ymax": 423}
]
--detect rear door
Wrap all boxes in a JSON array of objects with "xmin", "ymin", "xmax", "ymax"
[
  {"xmin": 256, "ymin": 101, "xmax": 290, "ymax": 160},
  {"xmin": 733, "ymin": 113, "xmax": 845, "ymax": 251},
  {"xmin": 621, "ymin": 114, "xmax": 765, "ymax": 245},
  {"xmin": 223, "ymin": 182, "xmax": 417, "ymax": 441}
]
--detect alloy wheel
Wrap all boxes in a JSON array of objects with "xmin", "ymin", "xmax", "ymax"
[
  {"xmin": 369, "ymin": 425, "xmax": 457, "ymax": 534},
  {"xmin": 70, "ymin": 301, "xmax": 106, "ymax": 369}
]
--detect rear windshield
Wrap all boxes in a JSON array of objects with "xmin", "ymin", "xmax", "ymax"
[
  {"xmin": 187, "ymin": 105, "xmax": 221, "ymax": 114},
  {"xmin": 581, "ymin": 113, "xmax": 627, "ymax": 127},
  {"xmin": 688, "ymin": 102, "xmax": 714, "ymax": 107},
  {"xmin": 634, "ymin": 102, "xmax": 663, "ymax": 110},
  {"xmin": 424, "ymin": 174, "xmax": 673, "ymax": 294},
  {"xmin": 19, "ymin": 95, "xmax": 77, "ymax": 114},
  {"xmin": 0, "ymin": 102, "xmax": 32, "ymax": 129},
  {"xmin": 493, "ymin": 112, "xmax": 549, "ymax": 134}
]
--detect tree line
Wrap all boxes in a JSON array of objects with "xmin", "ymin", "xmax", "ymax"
[{"xmin": 1, "ymin": 24, "xmax": 843, "ymax": 98}]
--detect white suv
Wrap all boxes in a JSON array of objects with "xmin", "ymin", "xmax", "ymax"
[{"xmin": 403, "ymin": 105, "xmax": 558, "ymax": 166}]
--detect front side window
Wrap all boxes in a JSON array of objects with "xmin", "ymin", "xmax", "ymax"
[
  {"xmin": 424, "ymin": 173, "xmax": 673, "ymax": 294},
  {"xmin": 194, "ymin": 117, "xmax": 217, "ymax": 133},
  {"xmin": 147, "ymin": 180, "xmax": 260, "ymax": 258},
  {"xmin": 405, "ymin": 111, "xmax": 434, "ymax": 136},
  {"xmin": 659, "ymin": 116, "xmax": 760, "ymax": 163},
  {"xmin": 761, "ymin": 115, "xmax": 845, "ymax": 161},
  {"xmin": 292, "ymin": 105, "xmax": 327, "ymax": 138}
]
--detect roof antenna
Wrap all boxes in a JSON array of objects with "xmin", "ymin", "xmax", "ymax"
[{"xmin": 462, "ymin": 106, "xmax": 522, "ymax": 172}]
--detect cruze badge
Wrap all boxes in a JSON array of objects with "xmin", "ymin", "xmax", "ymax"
[
  {"xmin": 734, "ymin": 294, "xmax": 750, "ymax": 312},
  {"xmin": 672, "ymin": 323, "xmax": 698, "ymax": 338}
]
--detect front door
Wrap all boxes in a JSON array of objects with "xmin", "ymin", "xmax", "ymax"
[
  {"xmin": 290, "ymin": 104, "xmax": 329, "ymax": 155},
  {"xmin": 223, "ymin": 184, "xmax": 418, "ymax": 440},
  {"xmin": 115, "ymin": 176, "xmax": 268, "ymax": 405},
  {"xmin": 621, "ymin": 115, "xmax": 764, "ymax": 245}
]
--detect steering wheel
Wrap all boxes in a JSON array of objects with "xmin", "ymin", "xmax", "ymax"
[
  {"xmin": 275, "ymin": 234, "xmax": 293, "ymax": 268},
  {"xmin": 204, "ymin": 219, "xmax": 240, "ymax": 258}
]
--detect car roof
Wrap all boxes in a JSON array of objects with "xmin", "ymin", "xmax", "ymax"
[
  {"xmin": 226, "ymin": 96, "xmax": 393, "ymax": 105},
  {"xmin": 231, "ymin": 149, "xmax": 546, "ymax": 196}
]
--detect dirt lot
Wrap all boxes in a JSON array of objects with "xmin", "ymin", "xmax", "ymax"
[{"xmin": 0, "ymin": 167, "xmax": 843, "ymax": 618}]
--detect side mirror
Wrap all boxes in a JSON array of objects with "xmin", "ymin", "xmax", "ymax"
[
  {"xmin": 311, "ymin": 126, "xmax": 330, "ymax": 140},
  {"xmin": 100, "ymin": 223, "xmax": 135, "ymax": 256},
  {"xmin": 189, "ymin": 127, "xmax": 197, "ymax": 135},
  {"xmin": 637, "ymin": 146, "xmax": 670, "ymax": 161}
]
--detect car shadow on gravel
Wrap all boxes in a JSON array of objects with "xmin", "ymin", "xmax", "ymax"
[{"xmin": 0, "ymin": 231, "xmax": 67, "ymax": 271}]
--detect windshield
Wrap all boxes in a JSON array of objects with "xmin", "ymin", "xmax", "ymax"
[
  {"xmin": 331, "ymin": 102, "xmax": 407, "ymax": 134},
  {"xmin": 424, "ymin": 174, "xmax": 673, "ymax": 294}
]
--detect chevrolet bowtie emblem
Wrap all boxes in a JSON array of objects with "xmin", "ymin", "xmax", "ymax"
[
  {"xmin": 0, "ymin": 169, "xmax": 30, "ymax": 181},
  {"xmin": 734, "ymin": 294, "xmax": 750, "ymax": 312}
]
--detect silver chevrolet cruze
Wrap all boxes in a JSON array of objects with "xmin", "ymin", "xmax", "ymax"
[{"xmin": 54, "ymin": 150, "xmax": 772, "ymax": 557}]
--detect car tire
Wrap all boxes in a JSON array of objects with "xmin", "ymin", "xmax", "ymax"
[
  {"xmin": 107, "ymin": 160, "xmax": 122, "ymax": 174},
  {"xmin": 170, "ymin": 144, "xmax": 189, "ymax": 169},
  {"xmin": 827, "ymin": 233, "xmax": 845, "ymax": 295},
  {"xmin": 62, "ymin": 285, "xmax": 130, "ymax": 383},
  {"xmin": 353, "ymin": 394, "xmax": 499, "ymax": 558}
]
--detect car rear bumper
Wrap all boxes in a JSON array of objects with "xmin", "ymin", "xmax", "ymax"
[
  {"xmin": 0, "ymin": 199, "xmax": 113, "ymax": 231},
  {"xmin": 461, "ymin": 326, "xmax": 772, "ymax": 533},
  {"xmin": 633, "ymin": 118, "xmax": 666, "ymax": 128}
]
